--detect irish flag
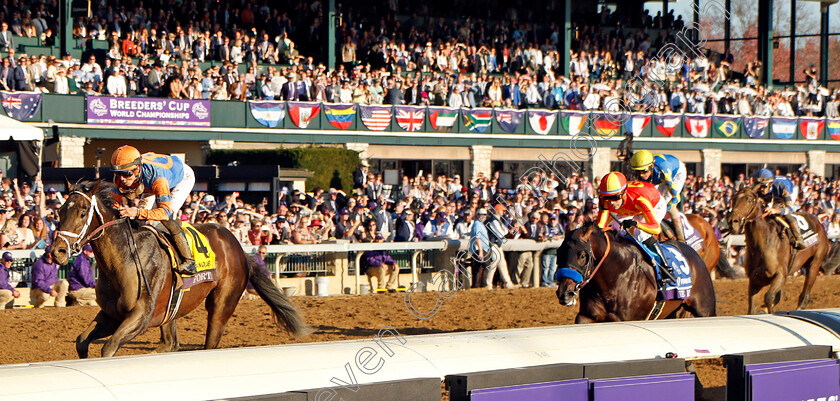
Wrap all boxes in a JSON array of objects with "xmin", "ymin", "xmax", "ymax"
[{"xmin": 560, "ymin": 111, "xmax": 588, "ymax": 135}]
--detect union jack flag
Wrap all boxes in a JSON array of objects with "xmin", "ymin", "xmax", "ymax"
[{"xmin": 395, "ymin": 106, "xmax": 425, "ymax": 132}]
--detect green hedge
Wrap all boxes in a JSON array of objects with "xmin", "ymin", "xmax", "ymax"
[{"xmin": 207, "ymin": 147, "xmax": 360, "ymax": 192}]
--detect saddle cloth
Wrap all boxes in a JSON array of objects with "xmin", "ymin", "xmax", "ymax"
[
  {"xmin": 775, "ymin": 213, "xmax": 820, "ymax": 248},
  {"xmin": 663, "ymin": 213, "xmax": 704, "ymax": 252},
  {"xmin": 622, "ymin": 233, "xmax": 692, "ymax": 300},
  {"xmin": 154, "ymin": 222, "xmax": 217, "ymax": 289}
]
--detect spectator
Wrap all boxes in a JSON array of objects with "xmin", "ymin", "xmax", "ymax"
[
  {"xmin": 30, "ymin": 245, "xmax": 69, "ymax": 308},
  {"xmin": 360, "ymin": 224, "xmax": 398, "ymax": 293},
  {"xmin": 0, "ymin": 251, "xmax": 19, "ymax": 309},
  {"xmin": 68, "ymin": 244, "xmax": 97, "ymax": 306},
  {"xmin": 244, "ymin": 245, "xmax": 273, "ymax": 298}
]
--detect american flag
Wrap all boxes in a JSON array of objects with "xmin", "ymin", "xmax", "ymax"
[
  {"xmin": 1, "ymin": 91, "xmax": 41, "ymax": 121},
  {"xmin": 360, "ymin": 105, "xmax": 392, "ymax": 131},
  {"xmin": 395, "ymin": 106, "xmax": 425, "ymax": 132}
]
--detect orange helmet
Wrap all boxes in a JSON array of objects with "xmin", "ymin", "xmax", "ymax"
[
  {"xmin": 111, "ymin": 145, "xmax": 141, "ymax": 172},
  {"xmin": 494, "ymin": 203, "xmax": 506, "ymax": 213},
  {"xmin": 598, "ymin": 172, "xmax": 627, "ymax": 197}
]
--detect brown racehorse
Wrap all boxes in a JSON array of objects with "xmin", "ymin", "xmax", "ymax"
[
  {"xmin": 660, "ymin": 214, "xmax": 720, "ymax": 276},
  {"xmin": 555, "ymin": 222, "xmax": 716, "ymax": 323},
  {"xmin": 728, "ymin": 187, "xmax": 829, "ymax": 314},
  {"xmin": 52, "ymin": 180, "xmax": 312, "ymax": 358}
]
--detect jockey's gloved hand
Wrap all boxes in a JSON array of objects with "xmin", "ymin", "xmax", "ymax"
[{"xmin": 621, "ymin": 220, "xmax": 638, "ymax": 230}]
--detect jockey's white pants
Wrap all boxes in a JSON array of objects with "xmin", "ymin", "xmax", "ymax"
[{"xmin": 139, "ymin": 161, "xmax": 195, "ymax": 217}]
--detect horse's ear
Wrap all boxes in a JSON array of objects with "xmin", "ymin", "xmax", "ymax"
[
  {"xmin": 580, "ymin": 223, "xmax": 595, "ymax": 241},
  {"xmin": 91, "ymin": 180, "xmax": 100, "ymax": 195},
  {"xmin": 64, "ymin": 177, "xmax": 73, "ymax": 192}
]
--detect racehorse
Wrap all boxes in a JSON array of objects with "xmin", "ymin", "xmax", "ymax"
[
  {"xmin": 52, "ymin": 180, "xmax": 312, "ymax": 358},
  {"xmin": 555, "ymin": 222, "xmax": 716, "ymax": 323},
  {"xmin": 728, "ymin": 187, "xmax": 829, "ymax": 314},
  {"xmin": 660, "ymin": 214, "xmax": 720, "ymax": 276}
]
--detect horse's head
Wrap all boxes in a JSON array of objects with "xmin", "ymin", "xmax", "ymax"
[
  {"xmin": 728, "ymin": 187, "xmax": 761, "ymax": 234},
  {"xmin": 555, "ymin": 222, "xmax": 600, "ymax": 307},
  {"xmin": 52, "ymin": 179, "xmax": 118, "ymax": 264}
]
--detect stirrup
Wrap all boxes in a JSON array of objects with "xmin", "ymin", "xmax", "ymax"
[{"xmin": 175, "ymin": 261, "xmax": 197, "ymax": 276}]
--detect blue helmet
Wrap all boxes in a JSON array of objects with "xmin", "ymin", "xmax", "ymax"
[{"xmin": 753, "ymin": 168, "xmax": 774, "ymax": 183}]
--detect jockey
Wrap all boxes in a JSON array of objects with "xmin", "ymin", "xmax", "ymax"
[
  {"xmin": 596, "ymin": 172, "xmax": 677, "ymax": 283},
  {"xmin": 752, "ymin": 168, "xmax": 805, "ymax": 249},
  {"xmin": 631, "ymin": 150, "xmax": 687, "ymax": 242},
  {"xmin": 110, "ymin": 145, "xmax": 198, "ymax": 275}
]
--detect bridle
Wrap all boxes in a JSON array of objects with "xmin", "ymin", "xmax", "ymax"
[
  {"xmin": 556, "ymin": 229, "xmax": 612, "ymax": 292},
  {"xmin": 54, "ymin": 190, "xmax": 113, "ymax": 256},
  {"xmin": 731, "ymin": 188, "xmax": 762, "ymax": 232}
]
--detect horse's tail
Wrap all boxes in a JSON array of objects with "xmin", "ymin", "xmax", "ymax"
[
  {"xmin": 715, "ymin": 243, "xmax": 744, "ymax": 279},
  {"xmin": 248, "ymin": 258, "xmax": 314, "ymax": 339}
]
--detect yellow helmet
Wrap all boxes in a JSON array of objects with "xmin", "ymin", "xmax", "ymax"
[
  {"xmin": 630, "ymin": 150, "xmax": 654, "ymax": 171},
  {"xmin": 111, "ymin": 145, "xmax": 141, "ymax": 172}
]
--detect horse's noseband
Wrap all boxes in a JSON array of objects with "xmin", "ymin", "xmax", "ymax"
[{"xmin": 555, "ymin": 241, "xmax": 596, "ymax": 292}]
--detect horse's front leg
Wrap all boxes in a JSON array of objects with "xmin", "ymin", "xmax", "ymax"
[
  {"xmin": 101, "ymin": 306, "xmax": 152, "ymax": 357},
  {"xmin": 154, "ymin": 320, "xmax": 180, "ymax": 353},
  {"xmin": 575, "ymin": 314, "xmax": 596, "ymax": 324},
  {"xmin": 797, "ymin": 257, "xmax": 821, "ymax": 310},
  {"xmin": 764, "ymin": 272, "xmax": 786, "ymax": 314},
  {"xmin": 76, "ymin": 311, "xmax": 120, "ymax": 358},
  {"xmin": 748, "ymin": 279, "xmax": 763, "ymax": 315}
]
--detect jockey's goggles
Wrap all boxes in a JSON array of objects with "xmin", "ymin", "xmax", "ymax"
[{"xmin": 601, "ymin": 193, "xmax": 624, "ymax": 202}]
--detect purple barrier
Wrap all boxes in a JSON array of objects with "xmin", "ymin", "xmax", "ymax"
[
  {"xmin": 745, "ymin": 359, "xmax": 838, "ymax": 373},
  {"xmin": 469, "ymin": 378, "xmax": 588, "ymax": 401},
  {"xmin": 749, "ymin": 363, "xmax": 840, "ymax": 401},
  {"xmin": 590, "ymin": 373, "xmax": 695, "ymax": 401}
]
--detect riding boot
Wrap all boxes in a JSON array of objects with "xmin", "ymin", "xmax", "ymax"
[
  {"xmin": 669, "ymin": 206, "xmax": 686, "ymax": 242},
  {"xmin": 784, "ymin": 214, "xmax": 807, "ymax": 249},
  {"xmin": 161, "ymin": 219, "xmax": 198, "ymax": 275},
  {"xmin": 643, "ymin": 237, "xmax": 677, "ymax": 284}
]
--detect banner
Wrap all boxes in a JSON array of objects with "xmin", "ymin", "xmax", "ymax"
[
  {"xmin": 395, "ymin": 105, "xmax": 425, "ymax": 132},
  {"xmin": 495, "ymin": 109, "xmax": 524, "ymax": 133},
  {"xmin": 323, "ymin": 103, "xmax": 356, "ymax": 129},
  {"xmin": 771, "ymin": 117, "xmax": 798, "ymax": 139},
  {"xmin": 1, "ymin": 91, "xmax": 41, "ymax": 121},
  {"xmin": 653, "ymin": 114, "xmax": 681, "ymax": 137},
  {"xmin": 743, "ymin": 116, "xmax": 769, "ymax": 138},
  {"xmin": 249, "ymin": 101, "xmax": 285, "ymax": 128},
  {"xmin": 87, "ymin": 96, "xmax": 210, "ymax": 126},
  {"xmin": 287, "ymin": 101, "xmax": 320, "ymax": 128},
  {"xmin": 428, "ymin": 107, "xmax": 458, "ymax": 132},
  {"xmin": 360, "ymin": 105, "xmax": 392, "ymax": 131},
  {"xmin": 462, "ymin": 108, "xmax": 493, "ymax": 133},
  {"xmin": 624, "ymin": 113, "xmax": 650, "ymax": 137},
  {"xmin": 528, "ymin": 109, "xmax": 557, "ymax": 135},
  {"xmin": 828, "ymin": 120, "xmax": 840, "ymax": 140},
  {"xmin": 560, "ymin": 111, "xmax": 588, "ymax": 135},
  {"xmin": 591, "ymin": 113, "xmax": 620, "ymax": 137},
  {"xmin": 685, "ymin": 114, "xmax": 711, "ymax": 138},
  {"xmin": 799, "ymin": 118, "xmax": 825, "ymax": 140},
  {"xmin": 713, "ymin": 115, "xmax": 740, "ymax": 137}
]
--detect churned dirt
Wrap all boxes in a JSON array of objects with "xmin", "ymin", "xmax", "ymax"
[{"xmin": 2, "ymin": 275, "xmax": 840, "ymax": 399}]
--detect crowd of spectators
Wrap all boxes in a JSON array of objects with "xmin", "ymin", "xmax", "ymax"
[{"xmin": 0, "ymin": 2, "xmax": 834, "ymax": 117}]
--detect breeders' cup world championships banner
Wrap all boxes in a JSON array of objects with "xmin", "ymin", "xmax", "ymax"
[{"xmin": 86, "ymin": 96, "xmax": 211, "ymax": 126}]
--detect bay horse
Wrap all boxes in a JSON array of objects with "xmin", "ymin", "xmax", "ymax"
[
  {"xmin": 555, "ymin": 222, "xmax": 716, "ymax": 323},
  {"xmin": 727, "ymin": 187, "xmax": 829, "ymax": 314},
  {"xmin": 660, "ymin": 214, "xmax": 720, "ymax": 276},
  {"xmin": 52, "ymin": 180, "xmax": 312, "ymax": 358}
]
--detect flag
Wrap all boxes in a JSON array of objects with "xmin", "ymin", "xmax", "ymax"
[
  {"xmin": 528, "ymin": 109, "xmax": 557, "ymax": 135},
  {"xmin": 771, "ymin": 117, "xmax": 797, "ymax": 139},
  {"xmin": 713, "ymin": 115, "xmax": 740, "ymax": 137},
  {"xmin": 743, "ymin": 117, "xmax": 769, "ymax": 138},
  {"xmin": 395, "ymin": 106, "xmax": 425, "ymax": 132},
  {"xmin": 428, "ymin": 107, "xmax": 458, "ymax": 132},
  {"xmin": 624, "ymin": 113, "xmax": 651, "ymax": 137},
  {"xmin": 287, "ymin": 101, "xmax": 320, "ymax": 128},
  {"xmin": 249, "ymin": 101, "xmax": 286, "ymax": 128},
  {"xmin": 560, "ymin": 111, "xmax": 588, "ymax": 135},
  {"xmin": 495, "ymin": 109, "xmax": 524, "ymax": 133},
  {"xmin": 828, "ymin": 120, "xmax": 840, "ymax": 140},
  {"xmin": 591, "ymin": 113, "xmax": 620, "ymax": 137},
  {"xmin": 799, "ymin": 118, "xmax": 825, "ymax": 140},
  {"xmin": 462, "ymin": 108, "xmax": 493, "ymax": 133},
  {"xmin": 323, "ymin": 103, "xmax": 356, "ymax": 130},
  {"xmin": 360, "ymin": 105, "xmax": 392, "ymax": 131},
  {"xmin": 685, "ymin": 115, "xmax": 711, "ymax": 138},
  {"xmin": 653, "ymin": 114, "xmax": 681, "ymax": 137},
  {"xmin": 1, "ymin": 91, "xmax": 41, "ymax": 121}
]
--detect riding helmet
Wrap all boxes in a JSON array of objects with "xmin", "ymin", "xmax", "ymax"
[
  {"xmin": 599, "ymin": 172, "xmax": 627, "ymax": 196},
  {"xmin": 111, "ymin": 145, "xmax": 142, "ymax": 172},
  {"xmin": 630, "ymin": 150, "xmax": 654, "ymax": 171},
  {"xmin": 753, "ymin": 168, "xmax": 774, "ymax": 183}
]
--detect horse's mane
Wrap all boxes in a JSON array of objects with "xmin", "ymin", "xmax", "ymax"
[{"xmin": 74, "ymin": 179, "xmax": 120, "ymax": 214}]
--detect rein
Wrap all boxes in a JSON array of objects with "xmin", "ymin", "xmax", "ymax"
[{"xmin": 576, "ymin": 229, "xmax": 612, "ymax": 290}]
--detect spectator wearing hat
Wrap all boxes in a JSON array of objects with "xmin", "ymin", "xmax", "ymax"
[
  {"xmin": 540, "ymin": 212, "xmax": 563, "ymax": 287},
  {"xmin": 0, "ymin": 251, "xmax": 19, "ymax": 309},
  {"xmin": 513, "ymin": 211, "xmax": 544, "ymax": 288},
  {"xmin": 423, "ymin": 210, "xmax": 454, "ymax": 239},
  {"xmin": 394, "ymin": 209, "xmax": 417, "ymax": 242},
  {"xmin": 230, "ymin": 215, "xmax": 252, "ymax": 245},
  {"xmin": 68, "ymin": 244, "xmax": 97, "ymax": 306},
  {"xmin": 454, "ymin": 209, "xmax": 475, "ymax": 239},
  {"xmin": 360, "ymin": 220, "xmax": 398, "ymax": 292},
  {"xmin": 472, "ymin": 206, "xmax": 514, "ymax": 289},
  {"xmin": 353, "ymin": 160, "xmax": 370, "ymax": 196},
  {"xmin": 248, "ymin": 218, "xmax": 273, "ymax": 245},
  {"xmin": 30, "ymin": 246, "xmax": 68, "ymax": 307},
  {"xmin": 323, "ymin": 188, "xmax": 345, "ymax": 214},
  {"xmin": 334, "ymin": 207, "xmax": 361, "ymax": 241}
]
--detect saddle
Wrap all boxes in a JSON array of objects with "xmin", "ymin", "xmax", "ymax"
[
  {"xmin": 142, "ymin": 222, "xmax": 218, "ymax": 289},
  {"xmin": 773, "ymin": 213, "xmax": 819, "ymax": 248},
  {"xmin": 621, "ymin": 233, "xmax": 693, "ymax": 300}
]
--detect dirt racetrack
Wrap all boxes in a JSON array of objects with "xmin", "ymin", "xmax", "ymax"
[{"xmin": 2, "ymin": 274, "xmax": 840, "ymax": 394}]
